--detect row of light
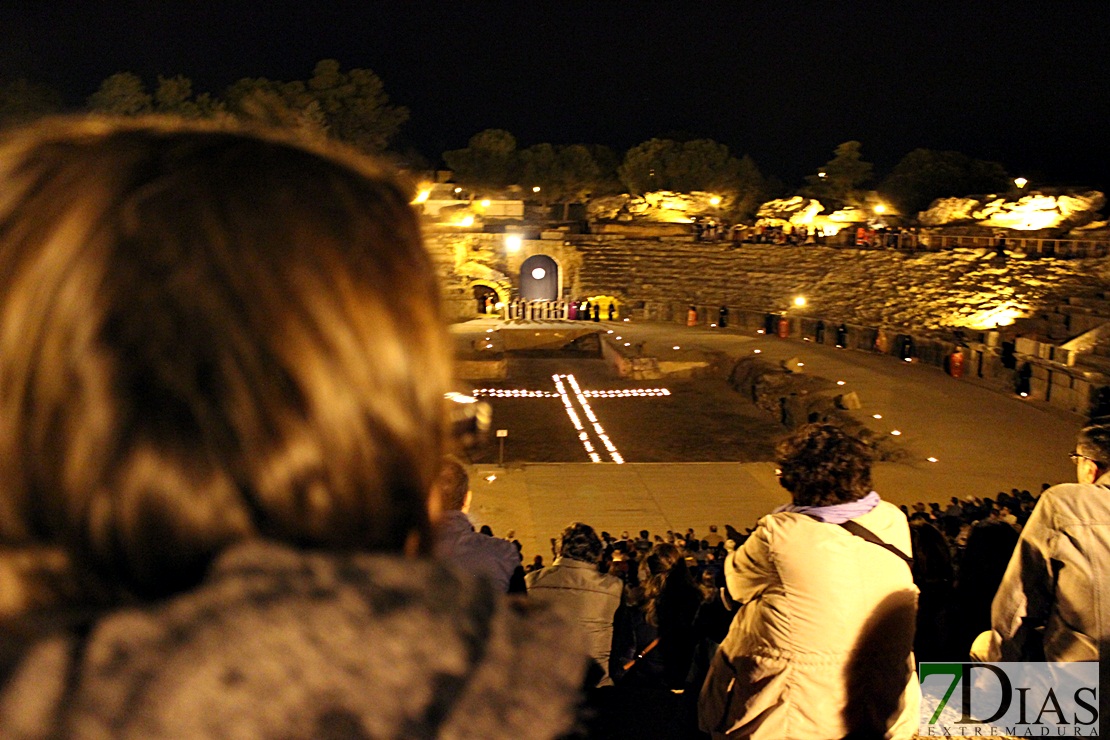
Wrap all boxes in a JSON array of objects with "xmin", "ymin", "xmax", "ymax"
[
  {"xmin": 581, "ymin": 389, "xmax": 670, "ymax": 398},
  {"xmin": 565, "ymin": 374, "xmax": 624, "ymax": 464},
  {"xmin": 471, "ymin": 389, "xmax": 557, "ymax": 398},
  {"xmin": 553, "ymin": 374, "xmax": 601, "ymax": 462}
]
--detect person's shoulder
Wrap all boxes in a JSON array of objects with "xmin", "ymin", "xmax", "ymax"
[
  {"xmin": 1035, "ymin": 482, "xmax": 1110, "ymax": 525},
  {"xmin": 525, "ymin": 563, "xmax": 554, "ymax": 587},
  {"xmin": 485, "ymin": 534, "xmax": 521, "ymax": 558},
  {"xmin": 754, "ymin": 510, "xmax": 817, "ymax": 537},
  {"xmin": 597, "ymin": 570, "xmax": 623, "ymax": 594},
  {"xmin": 855, "ymin": 500, "xmax": 913, "ymax": 545},
  {"xmin": 35, "ymin": 544, "xmax": 586, "ymax": 737}
]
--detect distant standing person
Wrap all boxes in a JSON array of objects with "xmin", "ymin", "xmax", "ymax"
[
  {"xmin": 607, "ymin": 302, "xmax": 616, "ymax": 321},
  {"xmin": 592, "ymin": 302, "xmax": 600, "ymax": 322},
  {"xmin": 687, "ymin": 305, "xmax": 698, "ymax": 327}
]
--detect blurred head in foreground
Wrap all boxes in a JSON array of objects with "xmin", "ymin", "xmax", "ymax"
[{"xmin": 0, "ymin": 117, "xmax": 450, "ymax": 602}]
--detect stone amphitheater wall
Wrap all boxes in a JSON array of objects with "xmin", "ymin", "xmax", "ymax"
[
  {"xmin": 426, "ymin": 233, "xmax": 1110, "ymax": 331},
  {"xmin": 425, "ymin": 232, "xmax": 1110, "ymax": 416}
]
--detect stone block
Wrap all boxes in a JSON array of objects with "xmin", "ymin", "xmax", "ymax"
[
  {"xmin": 1050, "ymin": 372, "xmax": 1072, "ymax": 388},
  {"xmin": 1015, "ymin": 338, "xmax": 1039, "ymax": 356},
  {"xmin": 836, "ymin": 391, "xmax": 862, "ymax": 410},
  {"xmin": 1029, "ymin": 377, "xmax": 1049, "ymax": 400},
  {"xmin": 1074, "ymin": 379, "xmax": 1092, "ymax": 410},
  {"xmin": 1052, "ymin": 387, "xmax": 1076, "ymax": 411}
]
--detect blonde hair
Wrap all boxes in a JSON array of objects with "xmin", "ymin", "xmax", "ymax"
[{"xmin": 0, "ymin": 117, "xmax": 450, "ymax": 600}]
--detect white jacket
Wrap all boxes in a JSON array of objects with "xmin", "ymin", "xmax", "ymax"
[{"xmin": 701, "ymin": 501, "xmax": 920, "ymax": 739}]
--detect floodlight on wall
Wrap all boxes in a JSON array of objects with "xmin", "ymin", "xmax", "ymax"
[{"xmin": 504, "ymin": 234, "xmax": 522, "ymax": 252}]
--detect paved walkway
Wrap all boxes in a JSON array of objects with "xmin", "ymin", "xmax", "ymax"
[{"xmin": 451, "ymin": 318, "xmax": 1083, "ymax": 561}]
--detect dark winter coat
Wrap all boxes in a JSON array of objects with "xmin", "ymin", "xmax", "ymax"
[{"xmin": 0, "ymin": 541, "xmax": 586, "ymax": 739}]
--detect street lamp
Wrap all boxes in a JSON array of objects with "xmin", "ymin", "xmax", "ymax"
[
  {"xmin": 1014, "ymin": 177, "xmax": 1028, "ymax": 189},
  {"xmin": 532, "ymin": 186, "xmax": 541, "ymax": 193},
  {"xmin": 793, "ymin": 296, "xmax": 807, "ymax": 308},
  {"xmin": 873, "ymin": 204, "xmax": 886, "ymax": 215},
  {"xmin": 504, "ymin": 234, "xmax": 522, "ymax": 253}
]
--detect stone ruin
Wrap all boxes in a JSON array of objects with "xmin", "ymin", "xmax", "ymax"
[{"xmin": 918, "ymin": 190, "xmax": 1106, "ymax": 236}]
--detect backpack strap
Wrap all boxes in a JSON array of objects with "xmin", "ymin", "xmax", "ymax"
[{"xmin": 838, "ymin": 520, "xmax": 913, "ymax": 569}]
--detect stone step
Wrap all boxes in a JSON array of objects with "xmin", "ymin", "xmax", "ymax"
[
  {"xmin": 1069, "ymin": 296, "xmax": 1110, "ymax": 312},
  {"xmin": 1076, "ymin": 353, "xmax": 1110, "ymax": 373}
]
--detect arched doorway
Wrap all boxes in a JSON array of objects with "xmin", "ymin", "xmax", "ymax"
[
  {"xmin": 519, "ymin": 255, "xmax": 559, "ymax": 301},
  {"xmin": 472, "ymin": 284, "xmax": 498, "ymax": 314}
]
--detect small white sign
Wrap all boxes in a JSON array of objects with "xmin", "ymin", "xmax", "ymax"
[{"xmin": 495, "ymin": 429, "xmax": 508, "ymax": 438}]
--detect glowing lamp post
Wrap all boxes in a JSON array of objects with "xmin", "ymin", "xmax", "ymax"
[
  {"xmin": 1014, "ymin": 177, "xmax": 1028, "ymax": 189},
  {"xmin": 873, "ymin": 204, "xmax": 886, "ymax": 215},
  {"xmin": 793, "ymin": 296, "xmax": 807, "ymax": 308}
]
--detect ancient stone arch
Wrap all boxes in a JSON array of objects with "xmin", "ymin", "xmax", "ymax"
[{"xmin": 467, "ymin": 278, "xmax": 511, "ymax": 306}]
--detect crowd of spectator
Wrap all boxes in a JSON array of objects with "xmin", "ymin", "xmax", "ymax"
[
  {"xmin": 453, "ymin": 482, "xmax": 1049, "ymax": 736},
  {"xmin": 1, "ymin": 116, "xmax": 1096, "ymax": 738}
]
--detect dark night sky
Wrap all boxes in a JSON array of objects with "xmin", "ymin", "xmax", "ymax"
[{"xmin": 2, "ymin": 1, "xmax": 1107, "ymax": 190}]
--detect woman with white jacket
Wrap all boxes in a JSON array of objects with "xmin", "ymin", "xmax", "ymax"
[{"xmin": 699, "ymin": 424, "xmax": 920, "ymax": 739}]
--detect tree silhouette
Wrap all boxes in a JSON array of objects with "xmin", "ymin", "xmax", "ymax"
[{"xmin": 803, "ymin": 141, "xmax": 873, "ymax": 207}]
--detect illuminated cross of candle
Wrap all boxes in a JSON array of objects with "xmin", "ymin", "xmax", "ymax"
[{"xmin": 471, "ymin": 373, "xmax": 671, "ymax": 464}]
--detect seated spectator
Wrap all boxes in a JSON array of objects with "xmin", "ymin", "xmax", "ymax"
[
  {"xmin": 0, "ymin": 118, "xmax": 584, "ymax": 738},
  {"xmin": 703, "ymin": 525, "xmax": 725, "ymax": 548},
  {"xmin": 947, "ymin": 519, "xmax": 1019, "ymax": 658},
  {"xmin": 699, "ymin": 423, "xmax": 919, "ymax": 739},
  {"xmin": 432, "ymin": 457, "xmax": 525, "ymax": 593},
  {"xmin": 527, "ymin": 522, "xmax": 623, "ymax": 687},
  {"xmin": 612, "ymin": 543, "xmax": 710, "ymax": 689},
  {"xmin": 909, "ymin": 519, "xmax": 955, "ymax": 663},
  {"xmin": 997, "ymin": 504, "xmax": 1019, "ymax": 528},
  {"xmin": 944, "ymin": 496, "xmax": 963, "ymax": 519}
]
